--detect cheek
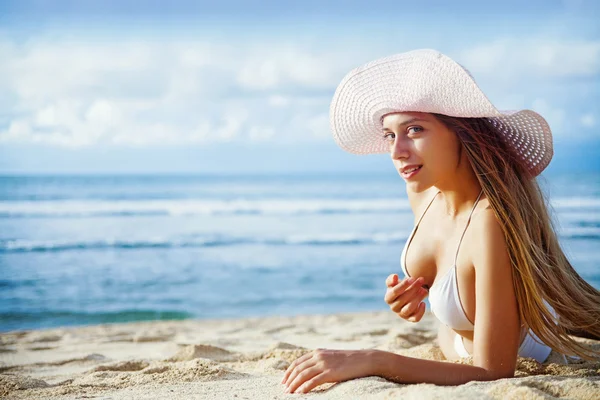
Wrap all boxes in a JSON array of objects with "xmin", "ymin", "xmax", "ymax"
[
  {"xmin": 419, "ymin": 138, "xmax": 459, "ymax": 171},
  {"xmin": 415, "ymin": 137, "xmax": 442, "ymax": 159}
]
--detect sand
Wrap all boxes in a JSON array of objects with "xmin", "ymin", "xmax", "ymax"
[{"xmin": 1, "ymin": 311, "xmax": 599, "ymax": 399}]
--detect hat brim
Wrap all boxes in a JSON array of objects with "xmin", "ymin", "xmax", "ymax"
[{"xmin": 329, "ymin": 49, "xmax": 553, "ymax": 177}]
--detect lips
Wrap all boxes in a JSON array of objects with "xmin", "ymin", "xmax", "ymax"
[
  {"xmin": 400, "ymin": 165, "xmax": 423, "ymax": 179},
  {"xmin": 401, "ymin": 165, "xmax": 422, "ymax": 174}
]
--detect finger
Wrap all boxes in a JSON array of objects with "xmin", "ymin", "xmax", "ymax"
[
  {"xmin": 286, "ymin": 365, "xmax": 322, "ymax": 394},
  {"xmin": 384, "ymin": 287, "xmax": 395, "ymax": 304},
  {"xmin": 282, "ymin": 353, "xmax": 307, "ymax": 384},
  {"xmin": 387, "ymin": 280, "xmax": 425, "ymax": 307},
  {"xmin": 384, "ymin": 277, "xmax": 421, "ymax": 303},
  {"xmin": 392, "ymin": 276, "xmax": 425, "ymax": 298},
  {"xmin": 384, "ymin": 276, "xmax": 413, "ymax": 299},
  {"xmin": 385, "ymin": 277, "xmax": 424, "ymax": 304},
  {"xmin": 397, "ymin": 288, "xmax": 429, "ymax": 317},
  {"xmin": 295, "ymin": 371, "xmax": 329, "ymax": 394},
  {"xmin": 407, "ymin": 302, "xmax": 426, "ymax": 323},
  {"xmin": 390, "ymin": 286, "xmax": 427, "ymax": 313},
  {"xmin": 281, "ymin": 352, "xmax": 313, "ymax": 385},
  {"xmin": 385, "ymin": 274, "xmax": 399, "ymax": 288},
  {"xmin": 284, "ymin": 356, "xmax": 318, "ymax": 390},
  {"xmin": 398, "ymin": 298, "xmax": 422, "ymax": 319}
]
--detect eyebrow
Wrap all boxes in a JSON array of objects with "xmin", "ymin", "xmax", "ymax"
[{"xmin": 382, "ymin": 117, "xmax": 429, "ymax": 131}]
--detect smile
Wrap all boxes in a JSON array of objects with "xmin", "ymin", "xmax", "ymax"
[{"xmin": 401, "ymin": 165, "xmax": 422, "ymax": 179}]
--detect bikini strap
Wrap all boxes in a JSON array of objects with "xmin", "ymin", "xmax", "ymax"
[
  {"xmin": 453, "ymin": 189, "xmax": 484, "ymax": 266},
  {"xmin": 402, "ymin": 190, "xmax": 441, "ymax": 275},
  {"xmin": 415, "ymin": 190, "xmax": 440, "ymax": 227}
]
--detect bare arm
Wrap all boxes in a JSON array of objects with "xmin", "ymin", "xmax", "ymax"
[
  {"xmin": 370, "ymin": 350, "xmax": 493, "ymax": 385},
  {"xmin": 372, "ymin": 210, "xmax": 521, "ymax": 383},
  {"xmin": 283, "ymin": 209, "xmax": 521, "ymax": 392}
]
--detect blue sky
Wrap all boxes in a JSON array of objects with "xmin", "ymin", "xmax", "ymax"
[{"xmin": 0, "ymin": 0, "xmax": 599, "ymax": 174}]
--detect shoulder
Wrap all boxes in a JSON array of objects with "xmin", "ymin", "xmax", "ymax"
[
  {"xmin": 469, "ymin": 205, "xmax": 510, "ymax": 271},
  {"xmin": 471, "ymin": 205, "xmax": 504, "ymax": 240}
]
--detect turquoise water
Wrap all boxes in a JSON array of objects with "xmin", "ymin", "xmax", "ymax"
[{"xmin": 1, "ymin": 173, "xmax": 599, "ymax": 331}]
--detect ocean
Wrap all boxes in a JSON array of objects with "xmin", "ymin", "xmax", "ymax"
[{"xmin": 1, "ymin": 173, "xmax": 599, "ymax": 332}]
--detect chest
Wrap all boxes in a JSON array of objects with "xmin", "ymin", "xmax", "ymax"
[{"xmin": 404, "ymin": 217, "xmax": 475, "ymax": 289}]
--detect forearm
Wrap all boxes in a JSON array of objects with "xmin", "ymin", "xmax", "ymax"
[{"xmin": 368, "ymin": 350, "xmax": 511, "ymax": 385}]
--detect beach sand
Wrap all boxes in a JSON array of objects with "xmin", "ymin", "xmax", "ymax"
[{"xmin": 1, "ymin": 311, "xmax": 599, "ymax": 399}]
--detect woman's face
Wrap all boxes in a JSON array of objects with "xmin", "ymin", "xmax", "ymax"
[{"xmin": 382, "ymin": 112, "xmax": 462, "ymax": 193}]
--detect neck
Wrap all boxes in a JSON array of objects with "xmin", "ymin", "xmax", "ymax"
[{"xmin": 434, "ymin": 165, "xmax": 482, "ymax": 219}]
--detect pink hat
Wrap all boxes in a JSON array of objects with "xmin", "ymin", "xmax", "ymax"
[{"xmin": 329, "ymin": 49, "xmax": 553, "ymax": 177}]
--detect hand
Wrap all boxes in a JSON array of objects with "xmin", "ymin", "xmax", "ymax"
[
  {"xmin": 281, "ymin": 349, "xmax": 374, "ymax": 394},
  {"xmin": 384, "ymin": 274, "xmax": 428, "ymax": 323}
]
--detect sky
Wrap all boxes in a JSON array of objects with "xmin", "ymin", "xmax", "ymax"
[{"xmin": 0, "ymin": 0, "xmax": 599, "ymax": 174}]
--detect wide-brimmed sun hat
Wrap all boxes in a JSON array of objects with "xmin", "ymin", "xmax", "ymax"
[{"xmin": 329, "ymin": 49, "xmax": 553, "ymax": 177}]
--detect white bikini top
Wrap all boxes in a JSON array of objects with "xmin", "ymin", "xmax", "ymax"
[{"xmin": 400, "ymin": 189, "xmax": 484, "ymax": 331}]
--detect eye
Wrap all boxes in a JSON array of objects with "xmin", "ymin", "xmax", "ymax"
[
  {"xmin": 407, "ymin": 126, "xmax": 423, "ymax": 135},
  {"xmin": 383, "ymin": 132, "xmax": 395, "ymax": 141}
]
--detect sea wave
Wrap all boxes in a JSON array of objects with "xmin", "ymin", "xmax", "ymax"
[
  {"xmin": 561, "ymin": 227, "xmax": 600, "ymax": 240},
  {"xmin": 1, "ymin": 196, "xmax": 598, "ymax": 218},
  {"xmin": 3, "ymin": 225, "xmax": 597, "ymax": 253},
  {"xmin": 0, "ymin": 199, "xmax": 412, "ymax": 218},
  {"xmin": 551, "ymin": 198, "xmax": 600, "ymax": 209},
  {"xmin": 0, "ymin": 232, "xmax": 410, "ymax": 253}
]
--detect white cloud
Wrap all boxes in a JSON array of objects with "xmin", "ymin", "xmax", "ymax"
[
  {"xmin": 460, "ymin": 39, "xmax": 600, "ymax": 80},
  {"xmin": 215, "ymin": 109, "xmax": 249, "ymax": 141},
  {"xmin": 7, "ymin": 120, "xmax": 32, "ymax": 139},
  {"xmin": 306, "ymin": 113, "xmax": 330, "ymax": 139},
  {"xmin": 268, "ymin": 95, "xmax": 290, "ymax": 108},
  {"xmin": 580, "ymin": 113, "xmax": 596, "ymax": 127},
  {"xmin": 0, "ymin": 36, "xmax": 348, "ymax": 148},
  {"xmin": 248, "ymin": 126, "xmax": 276, "ymax": 141},
  {"xmin": 458, "ymin": 38, "xmax": 600, "ymax": 138},
  {"xmin": 35, "ymin": 106, "xmax": 58, "ymax": 127},
  {"xmin": 0, "ymin": 33, "xmax": 598, "ymax": 148},
  {"xmin": 531, "ymin": 98, "xmax": 566, "ymax": 133},
  {"xmin": 86, "ymin": 100, "xmax": 120, "ymax": 127},
  {"xmin": 236, "ymin": 47, "xmax": 342, "ymax": 91},
  {"xmin": 530, "ymin": 100, "xmax": 599, "ymax": 137}
]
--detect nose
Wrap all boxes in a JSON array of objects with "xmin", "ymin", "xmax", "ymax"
[{"xmin": 391, "ymin": 135, "xmax": 410, "ymax": 160}]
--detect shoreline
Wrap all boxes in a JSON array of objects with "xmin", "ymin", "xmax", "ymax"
[{"xmin": 1, "ymin": 310, "xmax": 599, "ymax": 399}]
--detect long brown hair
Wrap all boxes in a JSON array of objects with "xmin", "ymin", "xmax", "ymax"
[{"xmin": 433, "ymin": 113, "xmax": 600, "ymax": 361}]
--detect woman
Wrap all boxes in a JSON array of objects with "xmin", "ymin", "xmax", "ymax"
[{"xmin": 281, "ymin": 49, "xmax": 600, "ymax": 394}]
